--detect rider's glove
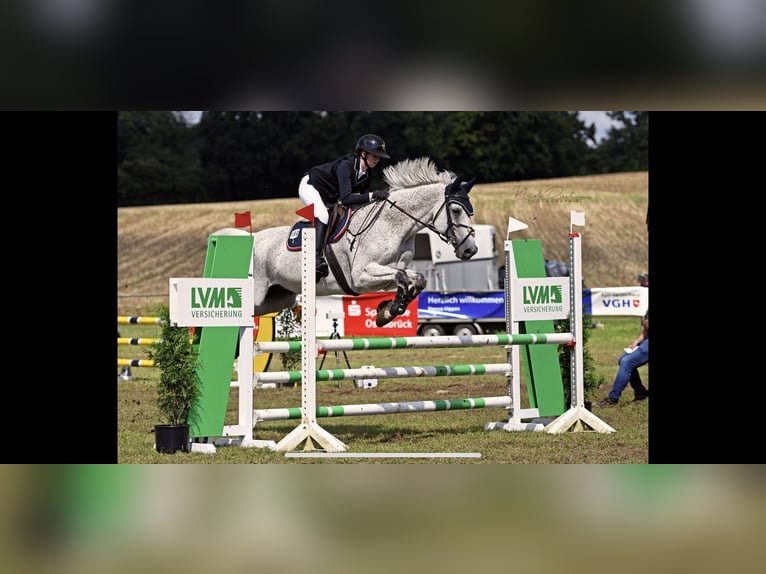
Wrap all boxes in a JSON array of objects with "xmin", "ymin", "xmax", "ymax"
[{"xmin": 372, "ymin": 188, "xmax": 390, "ymax": 201}]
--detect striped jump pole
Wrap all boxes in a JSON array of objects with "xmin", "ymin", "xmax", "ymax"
[
  {"xmin": 255, "ymin": 395, "xmax": 511, "ymax": 422},
  {"xmin": 117, "ymin": 316, "xmax": 163, "ymax": 325},
  {"xmin": 117, "ymin": 327, "xmax": 193, "ymax": 380},
  {"xmin": 118, "ymin": 337, "xmax": 193, "ymax": 346},
  {"xmin": 117, "ymin": 321, "xmax": 161, "ymax": 380},
  {"xmin": 255, "ymin": 332, "xmax": 574, "ymax": 354},
  {"xmin": 118, "ymin": 337, "xmax": 160, "ymax": 346},
  {"xmin": 254, "ymin": 363, "xmax": 511, "ymax": 385},
  {"xmin": 117, "ymin": 358, "xmax": 156, "ymax": 367},
  {"xmin": 118, "ymin": 338, "xmax": 158, "ymax": 378},
  {"xmin": 118, "ymin": 319, "xmax": 161, "ymax": 382}
]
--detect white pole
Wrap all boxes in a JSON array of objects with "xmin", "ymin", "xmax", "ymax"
[
  {"xmin": 571, "ymin": 233, "xmax": 585, "ymax": 409},
  {"xmin": 545, "ymin": 227, "xmax": 616, "ymax": 434},
  {"xmin": 274, "ymin": 224, "xmax": 348, "ymax": 452}
]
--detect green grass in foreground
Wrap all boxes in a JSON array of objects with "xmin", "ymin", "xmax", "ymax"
[{"xmin": 117, "ymin": 316, "xmax": 648, "ymax": 463}]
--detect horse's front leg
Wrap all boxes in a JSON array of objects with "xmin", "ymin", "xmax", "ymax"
[{"xmin": 375, "ymin": 269, "xmax": 426, "ymax": 327}]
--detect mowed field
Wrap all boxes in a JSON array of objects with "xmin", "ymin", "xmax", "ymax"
[{"xmin": 117, "ymin": 171, "xmax": 648, "ymax": 316}]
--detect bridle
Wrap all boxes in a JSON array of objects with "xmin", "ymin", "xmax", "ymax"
[
  {"xmin": 344, "ymin": 178, "xmax": 476, "ymax": 254},
  {"xmin": 384, "ymin": 192, "xmax": 475, "ymax": 252}
]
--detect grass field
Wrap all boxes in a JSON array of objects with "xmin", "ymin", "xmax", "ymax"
[{"xmin": 117, "ymin": 316, "xmax": 648, "ymax": 463}]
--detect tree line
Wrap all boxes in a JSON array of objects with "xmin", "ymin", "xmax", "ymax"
[{"xmin": 117, "ymin": 111, "xmax": 647, "ymax": 207}]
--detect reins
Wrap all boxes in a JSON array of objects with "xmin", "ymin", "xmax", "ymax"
[{"xmin": 345, "ymin": 200, "xmax": 387, "ymax": 251}]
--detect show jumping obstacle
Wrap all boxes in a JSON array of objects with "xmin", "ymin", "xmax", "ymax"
[{"xmin": 168, "ymin": 210, "xmax": 613, "ymax": 455}]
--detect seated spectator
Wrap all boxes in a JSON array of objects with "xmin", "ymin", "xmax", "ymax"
[{"xmin": 597, "ymin": 310, "xmax": 649, "ymax": 406}]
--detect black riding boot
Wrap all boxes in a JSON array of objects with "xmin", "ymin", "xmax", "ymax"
[{"xmin": 314, "ymin": 219, "xmax": 329, "ymax": 281}]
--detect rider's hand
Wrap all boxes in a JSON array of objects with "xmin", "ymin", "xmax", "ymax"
[{"xmin": 372, "ymin": 189, "xmax": 390, "ymax": 201}]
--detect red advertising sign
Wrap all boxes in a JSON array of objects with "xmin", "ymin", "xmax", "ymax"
[{"xmin": 342, "ymin": 292, "xmax": 418, "ymax": 336}]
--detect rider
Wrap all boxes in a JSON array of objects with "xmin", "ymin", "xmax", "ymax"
[{"xmin": 298, "ymin": 134, "xmax": 391, "ymax": 281}]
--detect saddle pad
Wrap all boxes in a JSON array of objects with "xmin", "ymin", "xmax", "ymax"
[{"xmin": 286, "ymin": 207, "xmax": 353, "ymax": 251}]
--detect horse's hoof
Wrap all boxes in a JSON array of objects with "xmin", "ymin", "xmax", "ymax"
[{"xmin": 376, "ymin": 301, "xmax": 393, "ymax": 327}]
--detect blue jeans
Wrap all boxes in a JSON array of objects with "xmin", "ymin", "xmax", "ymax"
[{"xmin": 608, "ymin": 338, "xmax": 649, "ymax": 402}]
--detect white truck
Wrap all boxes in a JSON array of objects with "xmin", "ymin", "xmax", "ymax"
[{"xmin": 411, "ymin": 224, "xmax": 507, "ymax": 337}]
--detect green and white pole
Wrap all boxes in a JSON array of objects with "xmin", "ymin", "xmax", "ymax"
[
  {"xmin": 256, "ymin": 363, "xmax": 512, "ymax": 385},
  {"xmin": 255, "ymin": 332, "xmax": 574, "ymax": 353},
  {"xmin": 256, "ymin": 395, "xmax": 511, "ymax": 422}
]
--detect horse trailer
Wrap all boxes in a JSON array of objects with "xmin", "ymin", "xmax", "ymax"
[{"xmin": 411, "ymin": 225, "xmax": 506, "ymax": 337}]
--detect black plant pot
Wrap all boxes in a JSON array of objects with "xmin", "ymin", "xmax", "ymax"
[{"xmin": 154, "ymin": 424, "xmax": 190, "ymax": 453}]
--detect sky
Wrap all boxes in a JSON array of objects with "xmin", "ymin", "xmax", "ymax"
[
  {"xmin": 179, "ymin": 111, "xmax": 620, "ymax": 144},
  {"xmin": 578, "ymin": 111, "xmax": 621, "ymax": 143}
]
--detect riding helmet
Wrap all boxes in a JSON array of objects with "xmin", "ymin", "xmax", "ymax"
[{"xmin": 356, "ymin": 134, "xmax": 390, "ymax": 159}]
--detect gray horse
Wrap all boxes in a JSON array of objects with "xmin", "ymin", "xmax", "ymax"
[{"xmin": 214, "ymin": 157, "xmax": 478, "ymax": 327}]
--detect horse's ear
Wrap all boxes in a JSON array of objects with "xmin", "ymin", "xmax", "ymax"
[
  {"xmin": 462, "ymin": 176, "xmax": 477, "ymax": 193},
  {"xmin": 446, "ymin": 175, "xmax": 464, "ymax": 193}
]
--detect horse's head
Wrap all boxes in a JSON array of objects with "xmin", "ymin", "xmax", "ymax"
[
  {"xmin": 442, "ymin": 175, "xmax": 478, "ymax": 260},
  {"xmin": 382, "ymin": 158, "xmax": 478, "ymax": 261}
]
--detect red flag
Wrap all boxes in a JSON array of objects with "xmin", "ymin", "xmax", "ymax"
[
  {"xmin": 234, "ymin": 211, "xmax": 251, "ymax": 228},
  {"xmin": 296, "ymin": 203, "xmax": 315, "ymax": 222}
]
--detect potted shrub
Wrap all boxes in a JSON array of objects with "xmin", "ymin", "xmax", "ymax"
[{"xmin": 145, "ymin": 303, "xmax": 201, "ymax": 453}]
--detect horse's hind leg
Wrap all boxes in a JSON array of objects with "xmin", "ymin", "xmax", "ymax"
[{"xmin": 375, "ymin": 269, "xmax": 426, "ymax": 327}]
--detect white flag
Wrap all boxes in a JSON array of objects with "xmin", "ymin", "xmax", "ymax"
[
  {"xmin": 570, "ymin": 210, "xmax": 585, "ymax": 227},
  {"xmin": 507, "ymin": 216, "xmax": 528, "ymax": 236}
]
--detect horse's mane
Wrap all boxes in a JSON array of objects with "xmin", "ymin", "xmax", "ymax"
[{"xmin": 382, "ymin": 157, "xmax": 455, "ymax": 191}]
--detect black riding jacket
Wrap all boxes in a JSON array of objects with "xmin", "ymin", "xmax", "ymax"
[{"xmin": 305, "ymin": 154, "xmax": 376, "ymax": 207}]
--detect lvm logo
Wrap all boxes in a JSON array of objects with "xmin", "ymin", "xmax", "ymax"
[
  {"xmin": 523, "ymin": 285, "xmax": 563, "ymax": 305},
  {"xmin": 191, "ymin": 287, "xmax": 243, "ymax": 309}
]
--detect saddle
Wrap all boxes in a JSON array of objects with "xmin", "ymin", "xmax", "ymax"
[
  {"xmin": 286, "ymin": 204, "xmax": 353, "ymax": 251},
  {"xmin": 286, "ymin": 204, "xmax": 360, "ymax": 295}
]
